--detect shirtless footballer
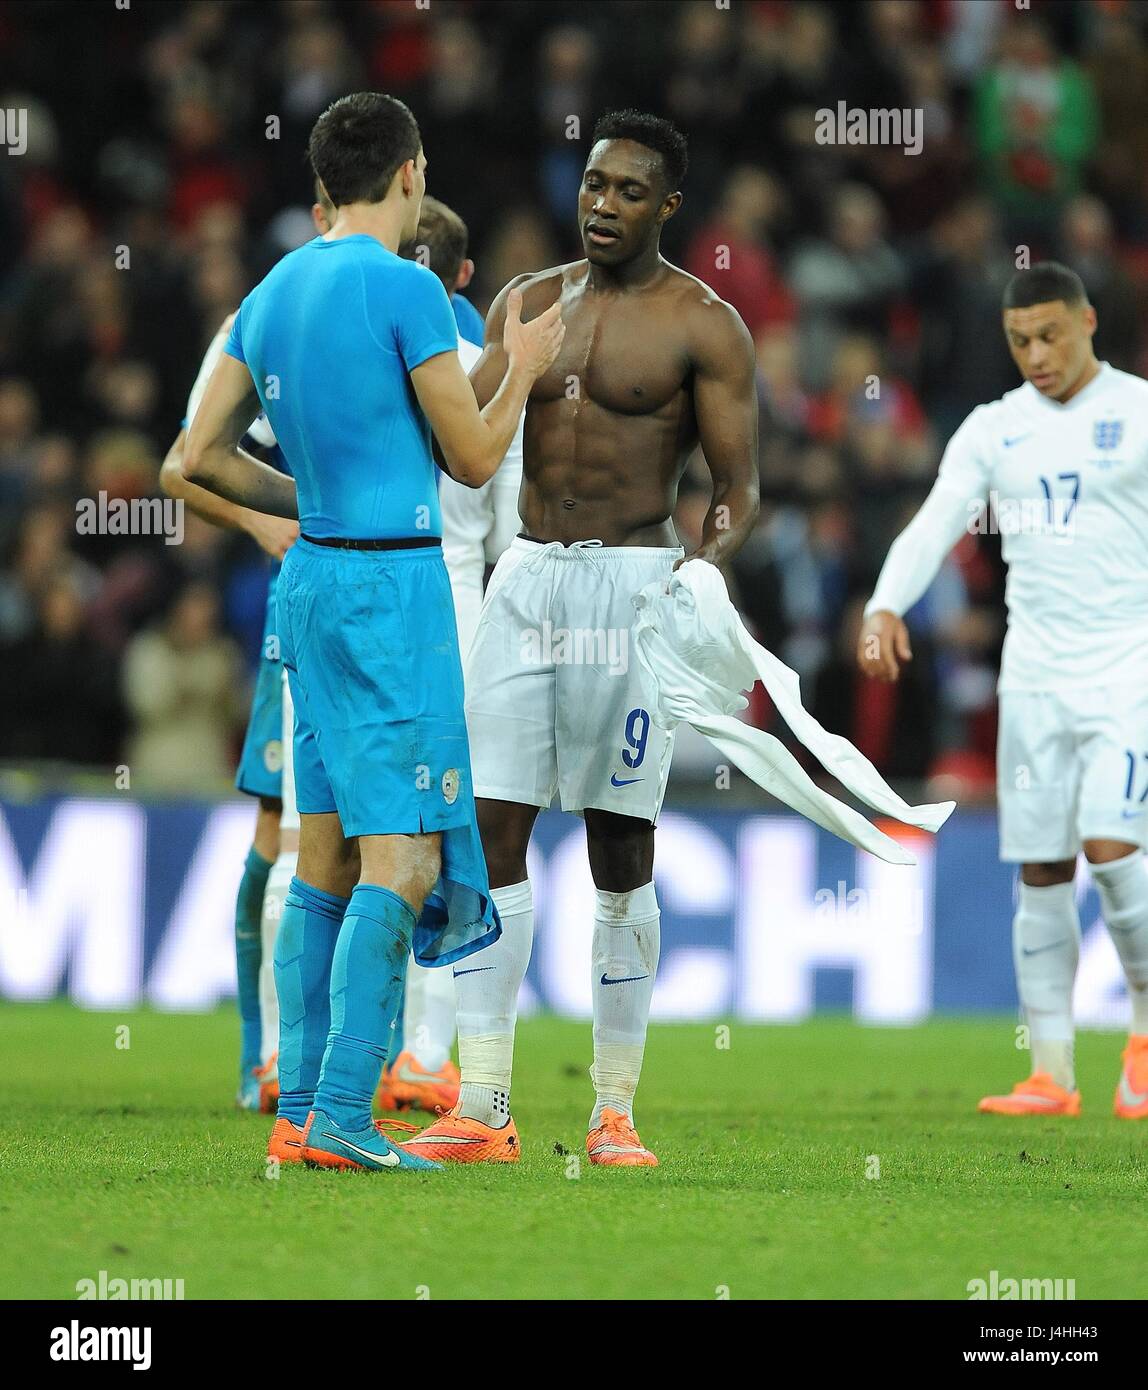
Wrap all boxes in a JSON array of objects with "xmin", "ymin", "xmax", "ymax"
[{"xmin": 406, "ymin": 109, "xmax": 760, "ymax": 1167}]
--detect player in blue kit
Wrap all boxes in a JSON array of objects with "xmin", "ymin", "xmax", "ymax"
[
  {"xmin": 183, "ymin": 92, "xmax": 563, "ymax": 1172},
  {"xmin": 166, "ymin": 178, "xmax": 488, "ymax": 1114},
  {"xmin": 165, "ymin": 173, "xmax": 486, "ymax": 1112},
  {"xmin": 452, "ymin": 286, "xmax": 485, "ymax": 348}
]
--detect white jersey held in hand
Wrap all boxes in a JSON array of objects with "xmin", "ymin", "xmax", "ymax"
[
  {"xmin": 631, "ymin": 559, "xmax": 955, "ymax": 865},
  {"xmin": 867, "ymin": 363, "xmax": 1148, "ymax": 693}
]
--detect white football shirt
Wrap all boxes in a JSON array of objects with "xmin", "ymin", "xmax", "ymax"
[
  {"xmin": 185, "ymin": 313, "xmax": 276, "ymax": 450},
  {"xmin": 439, "ymin": 334, "xmax": 524, "ymax": 656},
  {"xmin": 867, "ymin": 363, "xmax": 1148, "ymax": 691}
]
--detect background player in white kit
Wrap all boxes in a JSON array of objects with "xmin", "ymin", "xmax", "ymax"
[
  {"xmin": 376, "ymin": 197, "xmax": 525, "ymax": 1114},
  {"xmin": 161, "ymin": 317, "xmax": 301, "ymax": 1113},
  {"xmin": 859, "ymin": 262, "xmax": 1148, "ymax": 1118}
]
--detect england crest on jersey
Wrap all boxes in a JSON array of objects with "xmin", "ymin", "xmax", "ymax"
[{"xmin": 1094, "ymin": 418, "xmax": 1123, "ymax": 450}]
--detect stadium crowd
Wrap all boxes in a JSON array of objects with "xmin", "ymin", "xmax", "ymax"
[{"xmin": 0, "ymin": 0, "xmax": 1145, "ymax": 795}]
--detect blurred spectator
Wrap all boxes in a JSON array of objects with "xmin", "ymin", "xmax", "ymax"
[
  {"xmin": 789, "ymin": 183, "xmax": 906, "ymax": 390},
  {"xmin": 410, "ymin": 18, "xmax": 500, "ymax": 241},
  {"xmin": 944, "ymin": 0, "xmax": 1006, "ymax": 87},
  {"xmin": 686, "ymin": 167, "xmax": 795, "ymax": 339},
  {"xmin": 911, "ymin": 196, "xmax": 1017, "ymax": 440},
  {"xmin": 164, "ymin": 88, "xmax": 247, "ymax": 233},
  {"xmin": 0, "ymin": 572, "xmax": 123, "ymax": 765},
  {"xmin": 812, "ymin": 593, "xmax": 940, "ymax": 780},
  {"xmin": 1082, "ymin": 8, "xmax": 1148, "ymax": 240},
  {"xmin": 121, "ymin": 581, "xmax": 243, "ymax": 793},
  {"xmin": 756, "ymin": 328, "xmax": 812, "ymax": 443},
  {"xmin": 0, "ymin": 504, "xmax": 99, "ymax": 644},
  {"xmin": 0, "ymin": 378, "xmax": 41, "ymax": 512},
  {"xmin": 536, "ymin": 26, "xmax": 602, "ymax": 230},
  {"xmin": 84, "ymin": 360, "xmax": 161, "ymax": 433},
  {"xmin": 855, "ymin": 16, "xmax": 965, "ymax": 234},
  {"xmin": 738, "ymin": 1, "xmax": 849, "ymax": 224},
  {"xmin": 475, "ymin": 207, "xmax": 561, "ymax": 307},
  {"xmin": 973, "ymin": 19, "xmax": 1099, "ymax": 245},
  {"xmin": 663, "ymin": 2, "xmax": 743, "ymax": 211},
  {"xmin": 1058, "ymin": 195, "xmax": 1140, "ymax": 371},
  {"xmin": 765, "ymin": 490, "xmax": 853, "ymax": 685},
  {"xmin": 808, "ymin": 333, "xmax": 929, "ymax": 464},
  {"xmin": 27, "ymin": 434, "xmax": 80, "ymax": 508}
]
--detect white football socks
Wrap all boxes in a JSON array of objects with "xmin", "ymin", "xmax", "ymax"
[
  {"xmin": 455, "ymin": 878, "xmax": 533, "ymax": 1127},
  {"xmin": 258, "ymin": 849, "xmax": 296, "ymax": 1069},
  {"xmin": 1013, "ymin": 880, "xmax": 1080, "ymax": 1089},
  {"xmin": 403, "ymin": 955, "xmax": 456, "ymax": 1073},
  {"xmin": 1091, "ymin": 850, "xmax": 1148, "ymax": 1036},
  {"xmin": 590, "ymin": 881, "xmax": 660, "ymax": 1128}
]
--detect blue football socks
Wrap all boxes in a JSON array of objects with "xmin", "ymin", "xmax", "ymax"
[
  {"xmin": 274, "ymin": 877, "xmax": 349, "ymax": 1127},
  {"xmin": 314, "ymin": 884, "xmax": 416, "ymax": 1133},
  {"xmin": 234, "ymin": 847, "xmax": 272, "ymax": 1082}
]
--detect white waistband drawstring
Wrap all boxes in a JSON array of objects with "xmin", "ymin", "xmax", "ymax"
[{"xmin": 521, "ymin": 538, "xmax": 604, "ymax": 573}]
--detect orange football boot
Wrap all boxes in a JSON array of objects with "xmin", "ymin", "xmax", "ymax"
[
  {"xmin": 375, "ymin": 1050, "xmax": 461, "ymax": 1114},
  {"xmin": 267, "ymin": 1114, "xmax": 308, "ymax": 1163},
  {"xmin": 1113, "ymin": 1035, "xmax": 1148, "ymax": 1118},
  {"xmin": 586, "ymin": 1108, "xmax": 659, "ymax": 1166},
  {"xmin": 254, "ymin": 1053, "xmax": 279, "ymax": 1115},
  {"xmin": 978, "ymin": 1072, "xmax": 1081, "ymax": 1116},
  {"xmin": 400, "ymin": 1106, "xmax": 520, "ymax": 1163}
]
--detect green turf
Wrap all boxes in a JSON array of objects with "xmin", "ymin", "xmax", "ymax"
[{"xmin": 2, "ymin": 1003, "xmax": 1144, "ymax": 1300}]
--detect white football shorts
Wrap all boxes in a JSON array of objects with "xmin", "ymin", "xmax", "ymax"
[
  {"xmin": 279, "ymin": 667, "xmax": 300, "ymax": 833},
  {"xmin": 465, "ymin": 536, "xmax": 683, "ymax": 822},
  {"xmin": 996, "ymin": 683, "xmax": 1148, "ymax": 861}
]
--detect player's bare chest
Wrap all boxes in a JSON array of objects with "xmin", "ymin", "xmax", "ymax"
[{"xmin": 532, "ymin": 296, "xmax": 688, "ymax": 416}]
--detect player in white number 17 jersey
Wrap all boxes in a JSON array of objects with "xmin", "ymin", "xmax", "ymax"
[{"xmin": 859, "ymin": 262, "xmax": 1148, "ymax": 1118}]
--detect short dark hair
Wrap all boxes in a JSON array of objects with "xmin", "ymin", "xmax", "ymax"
[
  {"xmin": 400, "ymin": 196, "xmax": 468, "ymax": 290},
  {"xmin": 590, "ymin": 109, "xmax": 688, "ymax": 193},
  {"xmin": 307, "ymin": 92, "xmax": 420, "ymax": 208},
  {"xmin": 1003, "ymin": 261, "xmax": 1089, "ymax": 311}
]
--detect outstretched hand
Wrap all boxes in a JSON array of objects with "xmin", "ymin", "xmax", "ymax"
[
  {"xmin": 857, "ymin": 609, "xmax": 912, "ymax": 682},
  {"xmin": 502, "ymin": 287, "xmax": 565, "ymax": 380}
]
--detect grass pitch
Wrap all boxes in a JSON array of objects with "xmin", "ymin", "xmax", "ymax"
[{"xmin": 3, "ymin": 1003, "xmax": 1144, "ymax": 1300}]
